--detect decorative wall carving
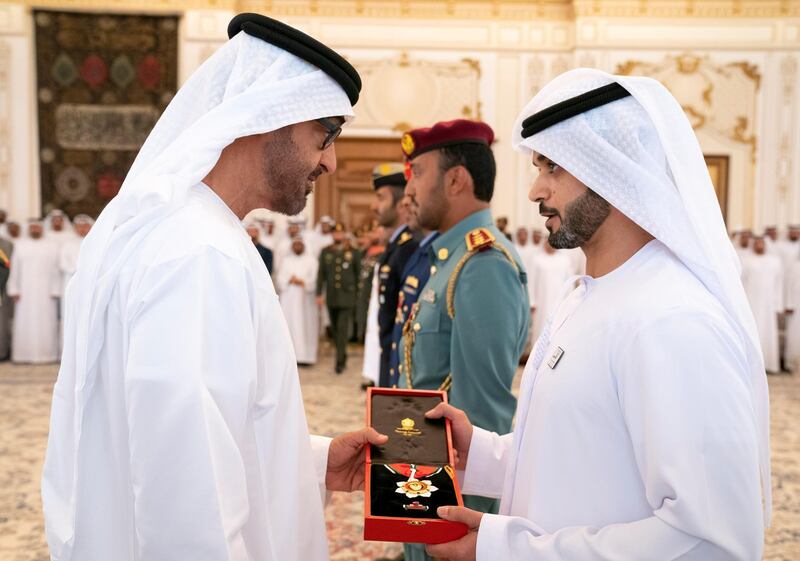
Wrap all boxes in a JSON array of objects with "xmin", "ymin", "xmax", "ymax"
[
  {"xmin": 24, "ymin": 0, "xmax": 574, "ymax": 20},
  {"xmin": 351, "ymin": 53, "xmax": 481, "ymax": 132},
  {"xmin": 777, "ymin": 54, "xmax": 798, "ymax": 202},
  {"xmin": 21, "ymin": 0, "xmax": 800, "ymax": 20},
  {"xmin": 574, "ymin": 0, "xmax": 800, "ymax": 18},
  {"xmin": 616, "ymin": 54, "xmax": 760, "ymax": 160}
]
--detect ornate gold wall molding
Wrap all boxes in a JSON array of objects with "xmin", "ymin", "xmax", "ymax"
[
  {"xmin": 574, "ymin": 0, "xmax": 800, "ymax": 18},
  {"xmin": 777, "ymin": 54, "xmax": 798, "ymax": 203},
  {"xmin": 351, "ymin": 52, "xmax": 481, "ymax": 132},
  {"xmin": 18, "ymin": 0, "xmax": 574, "ymax": 20},
  {"xmin": 617, "ymin": 54, "xmax": 760, "ymax": 160},
  {"xmin": 16, "ymin": 0, "xmax": 800, "ymax": 18}
]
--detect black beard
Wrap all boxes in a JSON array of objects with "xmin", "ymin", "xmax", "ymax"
[
  {"xmin": 547, "ymin": 188, "xmax": 611, "ymax": 249},
  {"xmin": 263, "ymin": 129, "xmax": 319, "ymax": 216}
]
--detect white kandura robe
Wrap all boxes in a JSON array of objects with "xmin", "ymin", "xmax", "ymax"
[
  {"xmin": 785, "ymin": 260, "xmax": 800, "ymax": 371},
  {"xmin": 742, "ymin": 253, "xmax": 783, "ymax": 372},
  {"xmin": 461, "ymin": 241, "xmax": 764, "ymax": 561},
  {"xmin": 362, "ymin": 263, "xmax": 381, "ymax": 385},
  {"xmin": 6, "ymin": 238, "xmax": 60, "ymax": 363},
  {"xmin": 56, "ymin": 236, "xmax": 85, "ymax": 348},
  {"xmin": 773, "ymin": 239, "xmax": 799, "ymax": 303},
  {"xmin": 46, "ymin": 228, "xmax": 78, "ymax": 252},
  {"xmin": 530, "ymin": 251, "xmax": 574, "ymax": 342},
  {"xmin": 277, "ymin": 251, "xmax": 319, "ymax": 364},
  {"xmin": 42, "ymin": 184, "xmax": 332, "ymax": 561}
]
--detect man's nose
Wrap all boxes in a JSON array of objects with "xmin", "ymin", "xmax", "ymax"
[
  {"xmin": 528, "ymin": 176, "xmax": 548, "ymax": 204},
  {"xmin": 320, "ymin": 144, "xmax": 337, "ymax": 174}
]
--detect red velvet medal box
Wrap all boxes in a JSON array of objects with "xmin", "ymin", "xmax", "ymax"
[{"xmin": 364, "ymin": 387, "xmax": 468, "ymax": 544}]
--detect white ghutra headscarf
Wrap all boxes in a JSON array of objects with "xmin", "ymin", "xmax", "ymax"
[{"xmin": 512, "ymin": 68, "xmax": 771, "ymax": 524}]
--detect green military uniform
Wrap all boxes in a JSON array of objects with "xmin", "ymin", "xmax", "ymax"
[
  {"xmin": 356, "ymin": 250, "xmax": 378, "ymax": 342},
  {"xmin": 398, "ymin": 209, "xmax": 529, "ymax": 559},
  {"xmin": 317, "ymin": 244, "xmax": 361, "ymax": 372}
]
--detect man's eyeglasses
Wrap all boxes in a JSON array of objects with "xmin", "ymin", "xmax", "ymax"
[{"xmin": 316, "ymin": 117, "xmax": 343, "ymax": 150}]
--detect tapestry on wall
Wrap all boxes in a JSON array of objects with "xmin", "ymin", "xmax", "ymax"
[{"xmin": 34, "ymin": 10, "xmax": 178, "ymax": 219}]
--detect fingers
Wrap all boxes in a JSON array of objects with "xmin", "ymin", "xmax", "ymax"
[
  {"xmin": 425, "ymin": 402, "xmax": 463, "ymax": 420},
  {"xmin": 436, "ymin": 506, "xmax": 483, "ymax": 528},
  {"xmin": 352, "ymin": 427, "xmax": 388, "ymax": 446}
]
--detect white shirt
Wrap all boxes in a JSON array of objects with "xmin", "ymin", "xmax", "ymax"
[
  {"xmin": 43, "ymin": 184, "xmax": 332, "ymax": 561},
  {"xmin": 463, "ymin": 241, "xmax": 763, "ymax": 561}
]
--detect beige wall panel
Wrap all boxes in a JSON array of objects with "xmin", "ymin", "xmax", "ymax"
[{"xmin": 590, "ymin": 20, "xmax": 779, "ymax": 48}]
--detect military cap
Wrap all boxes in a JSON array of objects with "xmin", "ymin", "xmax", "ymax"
[
  {"xmin": 401, "ymin": 119, "xmax": 494, "ymax": 161},
  {"xmin": 372, "ymin": 162, "xmax": 407, "ymax": 189}
]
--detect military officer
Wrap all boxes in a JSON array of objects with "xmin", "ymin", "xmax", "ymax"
[
  {"xmin": 371, "ymin": 163, "xmax": 420, "ymax": 387},
  {"xmin": 316, "ymin": 223, "xmax": 361, "ymax": 373},
  {"xmin": 388, "ymin": 194, "xmax": 438, "ymax": 387},
  {"xmin": 398, "ymin": 119, "xmax": 530, "ymax": 561}
]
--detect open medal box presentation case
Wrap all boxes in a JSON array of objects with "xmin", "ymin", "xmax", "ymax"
[{"xmin": 364, "ymin": 387, "xmax": 468, "ymax": 544}]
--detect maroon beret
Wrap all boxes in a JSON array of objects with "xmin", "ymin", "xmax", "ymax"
[{"xmin": 400, "ymin": 119, "xmax": 494, "ymax": 161}]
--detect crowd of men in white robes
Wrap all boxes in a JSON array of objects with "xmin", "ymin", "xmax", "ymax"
[
  {"xmin": 246, "ymin": 214, "xmax": 337, "ymax": 366},
  {"xmin": 733, "ymin": 225, "xmax": 800, "ymax": 373},
  {"xmin": 0, "ymin": 209, "xmax": 92, "ymax": 364},
  {"xmin": 511, "ymin": 224, "xmax": 585, "ymax": 354}
]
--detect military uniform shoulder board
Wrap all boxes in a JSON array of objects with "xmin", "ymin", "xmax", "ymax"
[
  {"xmin": 448, "ymin": 227, "xmax": 519, "ymax": 320},
  {"xmin": 465, "ymin": 227, "xmax": 495, "ymax": 252},
  {"xmin": 398, "ymin": 231, "xmax": 413, "ymax": 245}
]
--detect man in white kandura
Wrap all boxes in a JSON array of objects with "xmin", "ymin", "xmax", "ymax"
[
  {"xmin": 7, "ymin": 220, "xmax": 60, "ymax": 363},
  {"xmin": 277, "ymin": 236, "xmax": 319, "ymax": 365},
  {"xmin": 55, "ymin": 214, "xmax": 93, "ymax": 348},
  {"xmin": 424, "ymin": 68, "xmax": 770, "ymax": 561},
  {"xmin": 42, "ymin": 13, "xmax": 387, "ymax": 561},
  {"xmin": 530, "ymin": 241, "xmax": 574, "ymax": 342},
  {"xmin": 742, "ymin": 235, "xmax": 784, "ymax": 373}
]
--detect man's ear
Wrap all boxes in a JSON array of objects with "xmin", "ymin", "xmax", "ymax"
[{"xmin": 445, "ymin": 165, "xmax": 470, "ymax": 197}]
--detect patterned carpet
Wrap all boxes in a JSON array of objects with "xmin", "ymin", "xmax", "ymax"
[{"xmin": 0, "ymin": 342, "xmax": 797, "ymax": 560}]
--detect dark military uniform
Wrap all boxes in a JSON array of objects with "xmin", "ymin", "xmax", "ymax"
[
  {"xmin": 388, "ymin": 231, "xmax": 439, "ymax": 387},
  {"xmin": 317, "ymin": 244, "xmax": 361, "ymax": 372},
  {"xmin": 377, "ymin": 225, "xmax": 419, "ymax": 386},
  {"xmin": 356, "ymin": 250, "xmax": 379, "ymax": 342}
]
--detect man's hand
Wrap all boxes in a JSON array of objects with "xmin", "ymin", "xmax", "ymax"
[
  {"xmin": 326, "ymin": 427, "xmax": 388, "ymax": 492},
  {"xmin": 316, "ymin": 296, "xmax": 324, "ymax": 308},
  {"xmin": 10, "ymin": 295, "xmax": 19, "ymax": 303},
  {"xmin": 425, "ymin": 506, "xmax": 483, "ymax": 561},
  {"xmin": 425, "ymin": 403, "xmax": 473, "ymax": 470}
]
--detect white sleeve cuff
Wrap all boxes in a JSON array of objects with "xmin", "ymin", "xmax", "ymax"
[
  {"xmin": 308, "ymin": 434, "xmax": 332, "ymax": 486},
  {"xmin": 462, "ymin": 427, "xmax": 511, "ymax": 499},
  {"xmin": 476, "ymin": 513, "xmax": 547, "ymax": 561}
]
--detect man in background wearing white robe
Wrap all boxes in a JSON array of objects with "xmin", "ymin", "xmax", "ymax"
[
  {"xmin": 45, "ymin": 209, "xmax": 77, "ymax": 250},
  {"xmin": 530, "ymin": 241, "xmax": 574, "ymax": 342},
  {"xmin": 55, "ymin": 215, "xmax": 93, "ymax": 348},
  {"xmin": 311, "ymin": 215, "xmax": 335, "ymax": 257},
  {"xmin": 42, "ymin": 14, "xmax": 387, "ymax": 561},
  {"xmin": 514, "ymin": 227, "xmax": 538, "ymax": 359},
  {"xmin": 7, "ymin": 220, "xmax": 60, "ymax": 363},
  {"xmin": 785, "ymin": 252, "xmax": 800, "ymax": 373},
  {"xmin": 277, "ymin": 237, "xmax": 319, "ymax": 365},
  {"xmin": 257, "ymin": 216, "xmax": 278, "ymax": 252},
  {"xmin": 742, "ymin": 235, "xmax": 784, "ymax": 373},
  {"xmin": 425, "ymin": 69, "xmax": 769, "ymax": 561}
]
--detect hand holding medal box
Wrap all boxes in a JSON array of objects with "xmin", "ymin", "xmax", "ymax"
[{"xmin": 364, "ymin": 388, "xmax": 468, "ymax": 544}]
